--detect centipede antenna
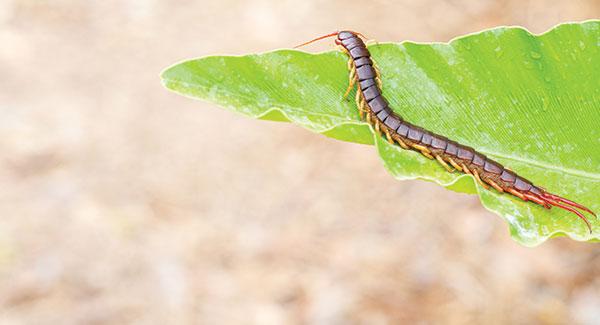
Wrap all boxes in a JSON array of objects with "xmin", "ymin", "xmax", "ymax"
[{"xmin": 294, "ymin": 32, "xmax": 339, "ymax": 48}]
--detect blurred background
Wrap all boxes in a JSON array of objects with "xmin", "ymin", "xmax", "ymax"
[{"xmin": 1, "ymin": 0, "xmax": 599, "ymax": 324}]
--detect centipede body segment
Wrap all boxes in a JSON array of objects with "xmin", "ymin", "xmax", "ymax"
[{"xmin": 296, "ymin": 31, "xmax": 596, "ymax": 233}]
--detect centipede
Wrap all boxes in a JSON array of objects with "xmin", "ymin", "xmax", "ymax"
[{"xmin": 295, "ymin": 31, "xmax": 596, "ymax": 233}]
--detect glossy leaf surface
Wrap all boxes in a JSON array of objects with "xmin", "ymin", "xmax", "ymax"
[{"xmin": 162, "ymin": 21, "xmax": 600, "ymax": 246}]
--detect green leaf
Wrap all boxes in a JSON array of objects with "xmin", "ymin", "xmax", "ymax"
[{"xmin": 161, "ymin": 21, "xmax": 600, "ymax": 246}]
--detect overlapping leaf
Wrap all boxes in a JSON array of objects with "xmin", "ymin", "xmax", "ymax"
[{"xmin": 162, "ymin": 21, "xmax": 600, "ymax": 246}]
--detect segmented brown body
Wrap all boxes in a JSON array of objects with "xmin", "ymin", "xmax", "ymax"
[{"xmin": 297, "ymin": 31, "xmax": 596, "ymax": 233}]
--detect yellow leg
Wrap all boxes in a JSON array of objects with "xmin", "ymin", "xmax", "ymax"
[
  {"xmin": 344, "ymin": 66, "xmax": 356, "ymax": 99},
  {"xmin": 472, "ymin": 169, "xmax": 490, "ymax": 190},
  {"xmin": 360, "ymin": 101, "xmax": 369, "ymax": 120},
  {"xmin": 411, "ymin": 143, "xmax": 427, "ymax": 151},
  {"xmin": 355, "ymin": 89, "xmax": 366, "ymax": 119},
  {"xmin": 447, "ymin": 157, "xmax": 463, "ymax": 172},
  {"xmin": 394, "ymin": 136, "xmax": 410, "ymax": 149},
  {"xmin": 487, "ymin": 179, "xmax": 504, "ymax": 193},
  {"xmin": 419, "ymin": 151, "xmax": 434, "ymax": 160},
  {"xmin": 411, "ymin": 144, "xmax": 434, "ymax": 159},
  {"xmin": 461, "ymin": 164, "xmax": 472, "ymax": 175},
  {"xmin": 435, "ymin": 155, "xmax": 455, "ymax": 173},
  {"xmin": 373, "ymin": 62, "xmax": 383, "ymax": 89},
  {"xmin": 374, "ymin": 120, "xmax": 381, "ymax": 135},
  {"xmin": 384, "ymin": 129, "xmax": 394, "ymax": 144}
]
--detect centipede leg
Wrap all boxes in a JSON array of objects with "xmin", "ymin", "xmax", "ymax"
[
  {"xmin": 461, "ymin": 164, "xmax": 472, "ymax": 175},
  {"xmin": 374, "ymin": 120, "xmax": 381, "ymax": 135},
  {"xmin": 472, "ymin": 169, "xmax": 490, "ymax": 190},
  {"xmin": 361, "ymin": 101, "xmax": 370, "ymax": 120},
  {"xmin": 435, "ymin": 155, "xmax": 455, "ymax": 173},
  {"xmin": 373, "ymin": 63, "xmax": 383, "ymax": 89},
  {"xmin": 384, "ymin": 129, "xmax": 394, "ymax": 144},
  {"xmin": 344, "ymin": 66, "xmax": 357, "ymax": 99},
  {"xmin": 355, "ymin": 89, "xmax": 366, "ymax": 120},
  {"xmin": 486, "ymin": 179, "xmax": 504, "ymax": 193},
  {"xmin": 447, "ymin": 157, "xmax": 463, "ymax": 172},
  {"xmin": 393, "ymin": 136, "xmax": 410, "ymax": 150},
  {"xmin": 411, "ymin": 144, "xmax": 434, "ymax": 159}
]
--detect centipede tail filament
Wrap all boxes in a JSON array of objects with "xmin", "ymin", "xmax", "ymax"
[{"xmin": 296, "ymin": 31, "xmax": 596, "ymax": 233}]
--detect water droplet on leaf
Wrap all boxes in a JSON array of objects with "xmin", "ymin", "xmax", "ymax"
[
  {"xmin": 541, "ymin": 98, "xmax": 549, "ymax": 111},
  {"xmin": 530, "ymin": 51, "xmax": 542, "ymax": 59}
]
